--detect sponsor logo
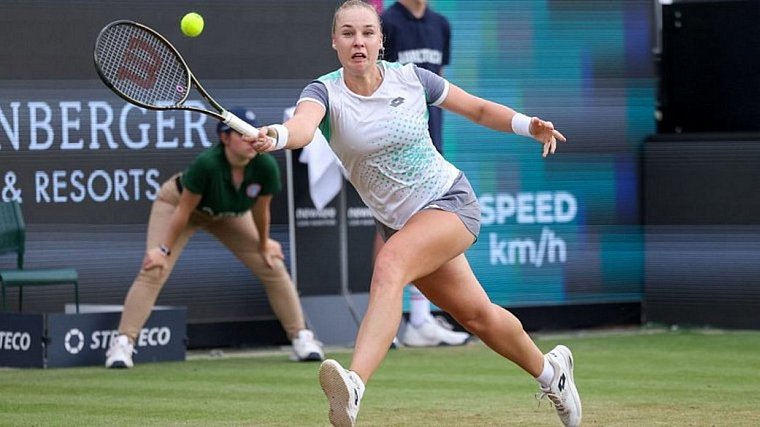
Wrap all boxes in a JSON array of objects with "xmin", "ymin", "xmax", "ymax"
[
  {"xmin": 64, "ymin": 328, "xmax": 85, "ymax": 354},
  {"xmin": 397, "ymin": 48, "xmax": 443, "ymax": 66},
  {"xmin": 117, "ymin": 37, "xmax": 162, "ymax": 89},
  {"xmin": 0, "ymin": 331, "xmax": 32, "ymax": 351},
  {"xmin": 62, "ymin": 327, "xmax": 173, "ymax": 354},
  {"xmin": 246, "ymin": 183, "xmax": 262, "ymax": 199}
]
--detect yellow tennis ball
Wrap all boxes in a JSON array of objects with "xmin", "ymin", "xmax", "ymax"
[{"xmin": 180, "ymin": 12, "xmax": 204, "ymax": 37}]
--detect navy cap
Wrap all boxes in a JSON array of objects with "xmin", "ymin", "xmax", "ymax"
[{"xmin": 217, "ymin": 107, "xmax": 257, "ymax": 133}]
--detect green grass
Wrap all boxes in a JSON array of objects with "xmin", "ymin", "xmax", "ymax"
[{"xmin": 1, "ymin": 328, "xmax": 759, "ymax": 426}]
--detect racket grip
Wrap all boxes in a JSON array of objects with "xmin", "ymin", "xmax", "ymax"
[{"xmin": 222, "ymin": 110, "xmax": 259, "ymax": 137}]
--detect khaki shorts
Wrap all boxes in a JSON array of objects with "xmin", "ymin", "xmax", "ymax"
[{"xmin": 375, "ymin": 172, "xmax": 481, "ymax": 242}]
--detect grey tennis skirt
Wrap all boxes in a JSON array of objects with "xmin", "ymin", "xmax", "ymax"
[{"xmin": 375, "ymin": 172, "xmax": 481, "ymax": 242}]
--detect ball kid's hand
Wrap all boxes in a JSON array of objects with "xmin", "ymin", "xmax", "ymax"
[
  {"xmin": 142, "ymin": 246, "xmax": 168, "ymax": 271},
  {"xmin": 259, "ymin": 239, "xmax": 285, "ymax": 269}
]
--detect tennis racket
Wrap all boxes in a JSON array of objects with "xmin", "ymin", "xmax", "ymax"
[{"xmin": 93, "ymin": 20, "xmax": 262, "ymax": 137}]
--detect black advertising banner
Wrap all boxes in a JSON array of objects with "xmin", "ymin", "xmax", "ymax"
[
  {"xmin": 290, "ymin": 148, "xmax": 375, "ymax": 297},
  {"xmin": 345, "ymin": 185, "xmax": 374, "ymax": 295},
  {"xmin": 46, "ymin": 308, "xmax": 186, "ymax": 368},
  {"xmin": 0, "ymin": 308, "xmax": 186, "ymax": 368},
  {"xmin": 0, "ymin": 313, "xmax": 45, "ymax": 368},
  {"xmin": 290, "ymin": 148, "xmax": 342, "ymax": 296}
]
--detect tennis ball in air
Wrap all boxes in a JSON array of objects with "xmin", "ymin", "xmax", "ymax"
[{"xmin": 180, "ymin": 12, "xmax": 204, "ymax": 37}]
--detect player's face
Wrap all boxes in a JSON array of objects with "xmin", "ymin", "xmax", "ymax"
[{"xmin": 332, "ymin": 7, "xmax": 382, "ymax": 74}]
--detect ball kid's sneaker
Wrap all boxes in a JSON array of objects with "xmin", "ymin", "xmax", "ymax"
[
  {"xmin": 291, "ymin": 329, "xmax": 325, "ymax": 362},
  {"xmin": 105, "ymin": 334, "xmax": 134, "ymax": 369}
]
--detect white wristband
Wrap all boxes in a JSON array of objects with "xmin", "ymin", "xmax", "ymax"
[
  {"xmin": 511, "ymin": 113, "xmax": 532, "ymax": 137},
  {"xmin": 269, "ymin": 124, "xmax": 289, "ymax": 151}
]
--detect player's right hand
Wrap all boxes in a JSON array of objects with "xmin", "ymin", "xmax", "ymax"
[{"xmin": 244, "ymin": 127, "xmax": 276, "ymax": 152}]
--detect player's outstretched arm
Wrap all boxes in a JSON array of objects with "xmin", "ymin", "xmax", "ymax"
[
  {"xmin": 440, "ymin": 83, "xmax": 566, "ymax": 157},
  {"xmin": 246, "ymin": 101, "xmax": 325, "ymax": 152}
]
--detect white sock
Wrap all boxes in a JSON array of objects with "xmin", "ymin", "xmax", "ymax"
[
  {"xmin": 536, "ymin": 358, "xmax": 555, "ymax": 388},
  {"xmin": 408, "ymin": 286, "xmax": 432, "ymax": 327}
]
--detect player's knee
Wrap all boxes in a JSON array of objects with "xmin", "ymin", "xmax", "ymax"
[
  {"xmin": 456, "ymin": 309, "xmax": 486, "ymax": 335},
  {"xmin": 373, "ymin": 247, "xmax": 413, "ymax": 284},
  {"xmin": 459, "ymin": 303, "xmax": 522, "ymax": 336},
  {"xmin": 371, "ymin": 261, "xmax": 408, "ymax": 294}
]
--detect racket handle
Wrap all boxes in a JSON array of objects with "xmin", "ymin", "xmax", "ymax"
[{"xmin": 222, "ymin": 110, "xmax": 259, "ymax": 137}]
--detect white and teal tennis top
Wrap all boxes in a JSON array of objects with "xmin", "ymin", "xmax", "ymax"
[{"xmin": 298, "ymin": 61, "xmax": 460, "ymax": 229}]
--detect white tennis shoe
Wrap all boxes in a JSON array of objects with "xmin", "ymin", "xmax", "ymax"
[
  {"xmin": 291, "ymin": 329, "xmax": 325, "ymax": 362},
  {"xmin": 105, "ymin": 334, "xmax": 134, "ymax": 369},
  {"xmin": 319, "ymin": 359, "xmax": 365, "ymax": 427},
  {"xmin": 538, "ymin": 345, "xmax": 582, "ymax": 427},
  {"xmin": 401, "ymin": 316, "xmax": 470, "ymax": 347}
]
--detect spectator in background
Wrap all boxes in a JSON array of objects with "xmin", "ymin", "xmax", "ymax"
[
  {"xmin": 105, "ymin": 108, "xmax": 324, "ymax": 369},
  {"xmin": 381, "ymin": 0, "xmax": 471, "ymax": 347}
]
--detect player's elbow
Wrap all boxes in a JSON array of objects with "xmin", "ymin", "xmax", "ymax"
[{"xmin": 466, "ymin": 104, "xmax": 488, "ymax": 126}]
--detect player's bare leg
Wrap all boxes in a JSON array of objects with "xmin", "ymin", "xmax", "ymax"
[
  {"xmin": 349, "ymin": 209, "xmax": 475, "ymax": 382},
  {"xmin": 413, "ymin": 256, "xmax": 545, "ymax": 375},
  {"xmin": 319, "ymin": 209, "xmax": 473, "ymax": 426},
  {"xmin": 414, "ymin": 248, "xmax": 581, "ymax": 426}
]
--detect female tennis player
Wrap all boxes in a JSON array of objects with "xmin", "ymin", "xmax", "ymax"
[
  {"xmin": 248, "ymin": 2, "xmax": 581, "ymax": 426},
  {"xmin": 105, "ymin": 108, "xmax": 324, "ymax": 369}
]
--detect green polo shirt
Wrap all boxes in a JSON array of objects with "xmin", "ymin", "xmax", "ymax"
[{"xmin": 181, "ymin": 144, "xmax": 281, "ymax": 217}]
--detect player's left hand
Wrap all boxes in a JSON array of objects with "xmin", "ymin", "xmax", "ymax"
[
  {"xmin": 530, "ymin": 117, "xmax": 567, "ymax": 157},
  {"xmin": 260, "ymin": 238, "xmax": 285, "ymax": 268}
]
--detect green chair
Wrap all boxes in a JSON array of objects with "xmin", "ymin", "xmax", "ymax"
[{"xmin": 0, "ymin": 201, "xmax": 79, "ymax": 313}]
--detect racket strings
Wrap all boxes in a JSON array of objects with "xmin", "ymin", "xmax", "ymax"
[{"xmin": 95, "ymin": 23, "xmax": 190, "ymax": 107}]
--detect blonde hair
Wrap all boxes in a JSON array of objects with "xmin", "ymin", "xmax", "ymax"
[{"xmin": 332, "ymin": 0, "xmax": 382, "ymax": 35}]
